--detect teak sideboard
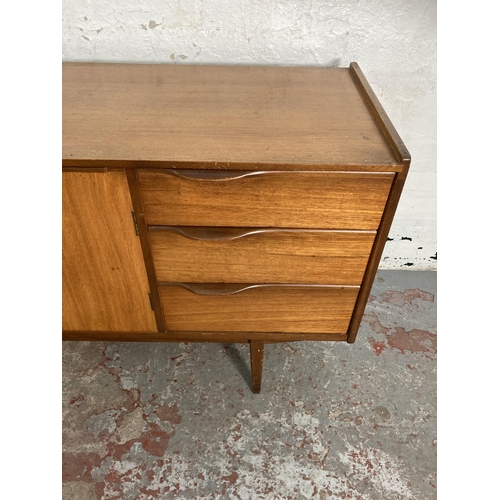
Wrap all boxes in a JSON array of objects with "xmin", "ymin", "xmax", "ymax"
[{"xmin": 62, "ymin": 62, "xmax": 410, "ymax": 393}]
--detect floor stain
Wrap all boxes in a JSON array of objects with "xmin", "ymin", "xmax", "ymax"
[{"xmin": 63, "ymin": 270, "xmax": 436, "ymax": 499}]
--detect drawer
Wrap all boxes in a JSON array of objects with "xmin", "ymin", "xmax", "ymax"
[
  {"xmin": 159, "ymin": 283, "xmax": 359, "ymax": 333},
  {"xmin": 150, "ymin": 227, "xmax": 376, "ymax": 285},
  {"xmin": 138, "ymin": 170, "xmax": 394, "ymax": 230}
]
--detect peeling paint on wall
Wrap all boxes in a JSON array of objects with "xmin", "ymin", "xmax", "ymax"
[{"xmin": 383, "ymin": 221, "xmax": 437, "ymax": 270}]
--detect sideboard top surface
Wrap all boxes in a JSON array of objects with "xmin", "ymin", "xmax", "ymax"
[{"xmin": 62, "ymin": 62, "xmax": 404, "ymax": 170}]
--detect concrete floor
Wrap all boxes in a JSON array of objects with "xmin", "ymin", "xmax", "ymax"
[{"xmin": 62, "ymin": 270, "xmax": 436, "ymax": 500}]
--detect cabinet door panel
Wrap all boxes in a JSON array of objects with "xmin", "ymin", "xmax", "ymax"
[{"xmin": 63, "ymin": 171, "xmax": 157, "ymax": 332}]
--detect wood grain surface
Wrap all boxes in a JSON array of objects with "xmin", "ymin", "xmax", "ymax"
[
  {"xmin": 138, "ymin": 170, "xmax": 394, "ymax": 230},
  {"xmin": 62, "ymin": 63, "xmax": 400, "ymax": 169},
  {"xmin": 149, "ymin": 227, "xmax": 376, "ymax": 285},
  {"xmin": 62, "ymin": 171, "xmax": 157, "ymax": 332},
  {"xmin": 62, "ymin": 62, "xmax": 411, "ymax": 359},
  {"xmin": 159, "ymin": 284, "xmax": 359, "ymax": 333}
]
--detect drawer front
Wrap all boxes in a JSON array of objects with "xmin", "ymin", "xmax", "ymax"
[
  {"xmin": 138, "ymin": 170, "xmax": 394, "ymax": 230},
  {"xmin": 159, "ymin": 284, "xmax": 359, "ymax": 333},
  {"xmin": 150, "ymin": 227, "xmax": 376, "ymax": 285}
]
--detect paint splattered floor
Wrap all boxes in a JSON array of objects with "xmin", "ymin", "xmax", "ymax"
[{"xmin": 62, "ymin": 270, "xmax": 436, "ymax": 500}]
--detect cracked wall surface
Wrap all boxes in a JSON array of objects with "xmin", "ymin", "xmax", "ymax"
[
  {"xmin": 62, "ymin": 270, "xmax": 437, "ymax": 499},
  {"xmin": 62, "ymin": 0, "xmax": 437, "ymax": 270}
]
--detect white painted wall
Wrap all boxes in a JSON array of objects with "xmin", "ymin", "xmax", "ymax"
[{"xmin": 62, "ymin": 0, "xmax": 436, "ymax": 270}]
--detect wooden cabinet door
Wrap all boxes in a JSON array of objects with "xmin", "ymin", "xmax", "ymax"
[{"xmin": 62, "ymin": 171, "xmax": 157, "ymax": 332}]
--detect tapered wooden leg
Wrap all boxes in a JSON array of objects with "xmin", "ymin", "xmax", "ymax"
[{"xmin": 250, "ymin": 340, "xmax": 264, "ymax": 394}]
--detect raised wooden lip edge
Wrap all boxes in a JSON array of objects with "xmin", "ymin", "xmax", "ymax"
[
  {"xmin": 62, "ymin": 330, "xmax": 348, "ymax": 342},
  {"xmin": 158, "ymin": 282, "xmax": 360, "ymax": 296},
  {"xmin": 349, "ymin": 63, "xmax": 411, "ymax": 167},
  {"xmin": 148, "ymin": 226, "xmax": 377, "ymax": 241},
  {"xmin": 62, "ymin": 159, "xmax": 404, "ymax": 172}
]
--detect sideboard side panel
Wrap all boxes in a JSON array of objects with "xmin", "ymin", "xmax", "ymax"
[
  {"xmin": 347, "ymin": 165, "xmax": 410, "ymax": 343},
  {"xmin": 62, "ymin": 171, "xmax": 157, "ymax": 332}
]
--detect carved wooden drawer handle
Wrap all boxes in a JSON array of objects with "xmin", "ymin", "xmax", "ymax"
[
  {"xmin": 161, "ymin": 169, "xmax": 264, "ymax": 181},
  {"xmin": 158, "ymin": 283, "xmax": 357, "ymax": 296},
  {"xmin": 147, "ymin": 226, "xmax": 354, "ymax": 241}
]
